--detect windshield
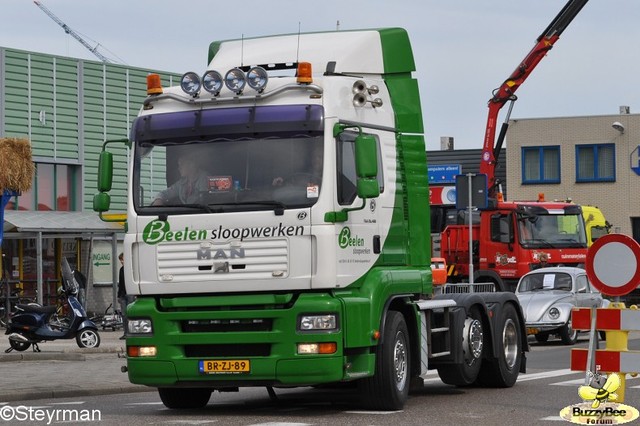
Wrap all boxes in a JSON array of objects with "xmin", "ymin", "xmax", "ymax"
[
  {"xmin": 517, "ymin": 212, "xmax": 587, "ymax": 248},
  {"xmin": 517, "ymin": 272, "xmax": 573, "ymax": 292},
  {"xmin": 132, "ymin": 105, "xmax": 324, "ymax": 214}
]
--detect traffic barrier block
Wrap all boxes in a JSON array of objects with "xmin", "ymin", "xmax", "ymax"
[
  {"xmin": 570, "ymin": 305, "xmax": 640, "ymax": 403},
  {"xmin": 571, "ymin": 348, "xmax": 640, "ymax": 374},
  {"xmin": 572, "ymin": 307, "xmax": 640, "ymax": 331}
]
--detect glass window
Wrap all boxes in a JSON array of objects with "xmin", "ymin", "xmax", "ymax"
[
  {"xmin": 336, "ymin": 131, "xmax": 384, "ymax": 206},
  {"xmin": 6, "ymin": 163, "xmax": 80, "ymax": 211},
  {"xmin": 576, "ymin": 275, "xmax": 589, "ymax": 293},
  {"xmin": 576, "ymin": 144, "xmax": 615, "ymax": 182},
  {"xmin": 522, "ymin": 146, "xmax": 560, "ymax": 184},
  {"xmin": 36, "ymin": 163, "xmax": 54, "ymax": 211},
  {"xmin": 132, "ymin": 105, "xmax": 326, "ymax": 213},
  {"xmin": 56, "ymin": 166, "xmax": 69, "ymax": 211}
]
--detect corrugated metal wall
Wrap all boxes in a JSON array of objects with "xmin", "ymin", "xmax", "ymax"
[{"xmin": 0, "ymin": 47, "xmax": 179, "ymax": 212}]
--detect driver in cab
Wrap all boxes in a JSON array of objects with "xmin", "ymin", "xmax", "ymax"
[{"xmin": 152, "ymin": 153, "xmax": 209, "ymax": 206}]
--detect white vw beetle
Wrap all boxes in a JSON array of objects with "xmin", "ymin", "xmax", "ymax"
[{"xmin": 515, "ymin": 267, "xmax": 609, "ymax": 345}]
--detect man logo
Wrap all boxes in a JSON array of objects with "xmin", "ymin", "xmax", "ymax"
[{"xmin": 197, "ymin": 248, "xmax": 211, "ymax": 260}]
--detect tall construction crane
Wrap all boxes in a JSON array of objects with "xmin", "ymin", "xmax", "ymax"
[{"xmin": 33, "ymin": 0, "xmax": 115, "ymax": 63}]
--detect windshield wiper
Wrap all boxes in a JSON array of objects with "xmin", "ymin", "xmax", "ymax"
[
  {"xmin": 161, "ymin": 203, "xmax": 213, "ymax": 213},
  {"xmin": 207, "ymin": 201, "xmax": 287, "ymax": 215},
  {"xmin": 526, "ymin": 238, "xmax": 555, "ymax": 248}
]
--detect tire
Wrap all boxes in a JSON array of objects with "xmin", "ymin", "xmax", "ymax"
[
  {"xmin": 477, "ymin": 303, "xmax": 522, "ymax": 387},
  {"xmin": 437, "ymin": 307, "xmax": 485, "ymax": 386},
  {"xmin": 534, "ymin": 332, "xmax": 549, "ymax": 343},
  {"xmin": 359, "ymin": 311, "xmax": 410, "ymax": 410},
  {"xmin": 8, "ymin": 337, "xmax": 31, "ymax": 352},
  {"xmin": 76, "ymin": 329, "xmax": 101, "ymax": 348},
  {"xmin": 559, "ymin": 322, "xmax": 578, "ymax": 345},
  {"xmin": 158, "ymin": 388, "xmax": 211, "ymax": 409}
]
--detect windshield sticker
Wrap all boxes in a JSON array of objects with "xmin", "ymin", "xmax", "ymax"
[{"xmin": 142, "ymin": 220, "xmax": 304, "ymax": 245}]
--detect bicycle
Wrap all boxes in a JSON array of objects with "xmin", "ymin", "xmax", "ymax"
[{"xmin": 0, "ymin": 288, "xmax": 38, "ymax": 328}]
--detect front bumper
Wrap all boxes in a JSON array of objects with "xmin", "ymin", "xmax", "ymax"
[{"xmin": 525, "ymin": 321, "xmax": 565, "ymax": 335}]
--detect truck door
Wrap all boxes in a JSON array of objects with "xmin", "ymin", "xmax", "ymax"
[
  {"xmin": 333, "ymin": 130, "xmax": 388, "ymax": 287},
  {"xmin": 486, "ymin": 212, "xmax": 519, "ymax": 280}
]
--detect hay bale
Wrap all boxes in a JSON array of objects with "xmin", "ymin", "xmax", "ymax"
[{"xmin": 0, "ymin": 137, "xmax": 34, "ymax": 192}]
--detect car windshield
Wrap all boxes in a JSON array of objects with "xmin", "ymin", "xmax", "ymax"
[
  {"xmin": 131, "ymin": 105, "xmax": 324, "ymax": 214},
  {"xmin": 518, "ymin": 272, "xmax": 573, "ymax": 292},
  {"xmin": 517, "ymin": 212, "xmax": 587, "ymax": 248}
]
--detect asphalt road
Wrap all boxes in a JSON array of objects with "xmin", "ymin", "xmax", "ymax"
[{"xmin": 2, "ymin": 332, "xmax": 638, "ymax": 425}]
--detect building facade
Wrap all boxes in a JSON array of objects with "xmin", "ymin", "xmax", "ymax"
[
  {"xmin": 505, "ymin": 110, "xmax": 639, "ymax": 240},
  {"xmin": 0, "ymin": 46, "xmax": 180, "ymax": 314}
]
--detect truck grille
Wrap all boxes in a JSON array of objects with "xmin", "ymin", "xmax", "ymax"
[
  {"xmin": 184, "ymin": 344, "xmax": 271, "ymax": 358},
  {"xmin": 181, "ymin": 318, "xmax": 272, "ymax": 332},
  {"xmin": 156, "ymin": 239, "xmax": 288, "ymax": 280}
]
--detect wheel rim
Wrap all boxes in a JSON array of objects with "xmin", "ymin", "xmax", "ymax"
[
  {"xmin": 393, "ymin": 330, "xmax": 408, "ymax": 390},
  {"xmin": 463, "ymin": 318, "xmax": 483, "ymax": 364},
  {"xmin": 567, "ymin": 325, "xmax": 577, "ymax": 341},
  {"xmin": 502, "ymin": 318, "xmax": 518, "ymax": 369},
  {"xmin": 80, "ymin": 330, "xmax": 98, "ymax": 348}
]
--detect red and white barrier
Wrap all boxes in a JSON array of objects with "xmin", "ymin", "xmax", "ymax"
[{"xmin": 571, "ymin": 307, "xmax": 640, "ymax": 374}]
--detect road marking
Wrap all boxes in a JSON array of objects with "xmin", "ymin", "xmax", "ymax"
[
  {"xmin": 516, "ymin": 369, "xmax": 576, "ymax": 382},
  {"xmin": 551, "ymin": 373, "xmax": 640, "ymax": 386}
]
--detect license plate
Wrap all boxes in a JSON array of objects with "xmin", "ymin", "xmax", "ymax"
[
  {"xmin": 526, "ymin": 327, "xmax": 539, "ymax": 335},
  {"xmin": 199, "ymin": 359, "xmax": 250, "ymax": 374}
]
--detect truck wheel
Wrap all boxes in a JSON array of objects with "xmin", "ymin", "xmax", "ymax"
[
  {"xmin": 358, "ymin": 310, "xmax": 410, "ymax": 410},
  {"xmin": 477, "ymin": 303, "xmax": 521, "ymax": 387},
  {"xmin": 159, "ymin": 388, "xmax": 211, "ymax": 409},
  {"xmin": 559, "ymin": 322, "xmax": 578, "ymax": 345},
  {"xmin": 437, "ymin": 307, "xmax": 484, "ymax": 386}
]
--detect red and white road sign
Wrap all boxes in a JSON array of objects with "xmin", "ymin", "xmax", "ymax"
[{"xmin": 585, "ymin": 233, "xmax": 640, "ymax": 296}]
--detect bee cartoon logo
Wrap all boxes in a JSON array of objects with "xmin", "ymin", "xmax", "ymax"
[
  {"xmin": 559, "ymin": 372, "xmax": 639, "ymax": 425},
  {"xmin": 578, "ymin": 372, "xmax": 619, "ymax": 408}
]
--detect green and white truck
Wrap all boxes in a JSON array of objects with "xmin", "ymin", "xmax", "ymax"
[{"xmin": 94, "ymin": 28, "xmax": 527, "ymax": 410}]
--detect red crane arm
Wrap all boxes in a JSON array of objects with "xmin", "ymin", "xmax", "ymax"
[{"xmin": 480, "ymin": 0, "xmax": 589, "ymax": 197}]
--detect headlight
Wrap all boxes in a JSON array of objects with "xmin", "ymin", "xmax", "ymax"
[
  {"xmin": 127, "ymin": 318, "xmax": 153, "ymax": 335},
  {"xmin": 246, "ymin": 66, "xmax": 268, "ymax": 92},
  {"xmin": 548, "ymin": 307, "xmax": 560, "ymax": 320},
  {"xmin": 180, "ymin": 72, "xmax": 201, "ymax": 96},
  {"xmin": 202, "ymin": 70, "xmax": 223, "ymax": 95},
  {"xmin": 224, "ymin": 68, "xmax": 246, "ymax": 94},
  {"xmin": 298, "ymin": 314, "xmax": 338, "ymax": 331}
]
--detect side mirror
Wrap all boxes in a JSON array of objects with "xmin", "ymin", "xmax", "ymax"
[
  {"xmin": 355, "ymin": 134, "xmax": 378, "ymax": 178},
  {"xmin": 97, "ymin": 151, "xmax": 114, "ymax": 192},
  {"xmin": 92, "ymin": 138, "xmax": 128, "ymax": 222},
  {"xmin": 93, "ymin": 192, "xmax": 111, "ymax": 213},
  {"xmin": 354, "ymin": 134, "xmax": 379, "ymax": 199}
]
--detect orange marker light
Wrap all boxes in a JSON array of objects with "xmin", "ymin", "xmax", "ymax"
[
  {"xmin": 297, "ymin": 62, "xmax": 312, "ymax": 84},
  {"xmin": 147, "ymin": 73, "xmax": 163, "ymax": 95},
  {"xmin": 538, "ymin": 193, "xmax": 545, "ymax": 202},
  {"xmin": 318, "ymin": 342, "xmax": 337, "ymax": 354}
]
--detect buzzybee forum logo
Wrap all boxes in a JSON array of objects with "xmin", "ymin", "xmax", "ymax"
[{"xmin": 560, "ymin": 372, "xmax": 639, "ymax": 424}]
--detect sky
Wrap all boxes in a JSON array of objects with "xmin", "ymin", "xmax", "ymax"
[{"xmin": 2, "ymin": 0, "xmax": 639, "ymax": 150}]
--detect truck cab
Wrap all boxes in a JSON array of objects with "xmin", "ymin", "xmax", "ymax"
[{"xmin": 441, "ymin": 200, "xmax": 588, "ymax": 291}]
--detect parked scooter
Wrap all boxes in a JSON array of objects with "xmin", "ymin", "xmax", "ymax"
[{"xmin": 4, "ymin": 258, "xmax": 100, "ymax": 352}]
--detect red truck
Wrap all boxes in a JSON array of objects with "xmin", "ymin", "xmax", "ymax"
[{"xmin": 440, "ymin": 0, "xmax": 590, "ymax": 292}]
